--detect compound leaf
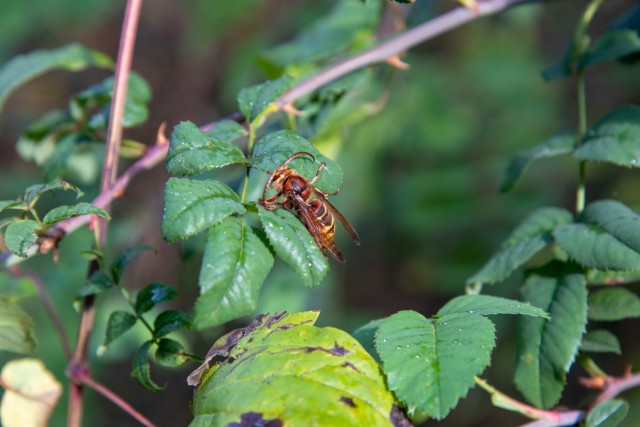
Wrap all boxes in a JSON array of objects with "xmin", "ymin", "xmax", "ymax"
[
  {"xmin": 375, "ymin": 310, "xmax": 495, "ymax": 419},
  {"xmin": 258, "ymin": 207, "xmax": 328, "ymax": 287},
  {"xmin": 514, "ymin": 263, "xmax": 587, "ymax": 409},
  {"xmin": 587, "ymin": 287, "xmax": 640, "ymax": 321},
  {"xmin": 162, "ymin": 178, "xmax": 245, "ymax": 243},
  {"xmin": 195, "ymin": 217, "xmax": 273, "ymax": 329},
  {"xmin": 166, "ymin": 121, "xmax": 247, "ymax": 176},
  {"xmin": 190, "ymin": 311, "xmax": 397, "ymax": 426}
]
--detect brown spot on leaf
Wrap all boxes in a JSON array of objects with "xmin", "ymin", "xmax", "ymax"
[
  {"xmin": 340, "ymin": 396, "xmax": 357, "ymax": 408},
  {"xmin": 341, "ymin": 361, "xmax": 361, "ymax": 373},
  {"xmin": 390, "ymin": 405, "xmax": 413, "ymax": 427},
  {"xmin": 227, "ymin": 412, "xmax": 283, "ymax": 427}
]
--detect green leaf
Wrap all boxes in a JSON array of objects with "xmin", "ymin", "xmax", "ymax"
[
  {"xmin": 573, "ymin": 106, "xmax": 640, "ymax": 168},
  {"xmin": 588, "ymin": 288, "xmax": 640, "ymax": 321},
  {"xmin": 0, "ymin": 43, "xmax": 112, "ymax": 113},
  {"xmin": 76, "ymin": 271, "xmax": 114, "ymax": 299},
  {"xmin": 195, "ymin": 217, "xmax": 273, "ymax": 329},
  {"xmin": 0, "ymin": 200, "xmax": 27, "ymax": 214},
  {"xmin": 352, "ymin": 319, "xmax": 384, "ymax": 363},
  {"xmin": 166, "ymin": 121, "xmax": 247, "ymax": 176},
  {"xmin": 514, "ymin": 263, "xmax": 587, "ymax": 409},
  {"xmin": 153, "ymin": 310, "xmax": 192, "ymax": 338},
  {"xmin": 501, "ymin": 130, "xmax": 575, "ymax": 192},
  {"xmin": 42, "ymin": 202, "xmax": 110, "ymax": 226},
  {"xmin": 161, "ymin": 178, "xmax": 245, "ymax": 243},
  {"xmin": 237, "ymin": 75, "xmax": 293, "ymax": 123},
  {"xmin": 190, "ymin": 311, "xmax": 396, "ymax": 426},
  {"xmin": 252, "ymin": 130, "xmax": 343, "ymax": 194},
  {"xmin": 582, "ymin": 200, "xmax": 640, "ymax": 253},
  {"xmin": 132, "ymin": 340, "xmax": 164, "ymax": 392},
  {"xmin": 4, "ymin": 220, "xmax": 40, "ymax": 257},
  {"xmin": 134, "ymin": 283, "xmax": 179, "ymax": 315},
  {"xmin": 580, "ymin": 29, "xmax": 640, "ymax": 70},
  {"xmin": 155, "ymin": 338, "xmax": 189, "ymax": 367},
  {"xmin": 102, "ymin": 310, "xmax": 137, "ymax": 348},
  {"xmin": 206, "ymin": 119, "xmax": 247, "ymax": 143},
  {"xmin": 42, "ymin": 133, "xmax": 79, "ymax": 181},
  {"xmin": 467, "ymin": 207, "xmax": 573, "ymax": 285},
  {"xmin": 437, "ymin": 295, "xmax": 550, "ymax": 319},
  {"xmin": 258, "ymin": 207, "xmax": 328, "ymax": 287},
  {"xmin": 111, "ymin": 245, "xmax": 156, "ymax": 285},
  {"xmin": 585, "ymin": 399, "xmax": 629, "ymax": 427},
  {"xmin": 23, "ymin": 180, "xmax": 82, "ymax": 205},
  {"xmin": 0, "ymin": 299, "xmax": 36, "ymax": 354},
  {"xmin": 580, "ymin": 330, "xmax": 621, "ymax": 354},
  {"xmin": 553, "ymin": 223, "xmax": 640, "ymax": 271},
  {"xmin": 374, "ymin": 310, "xmax": 495, "ymax": 419}
]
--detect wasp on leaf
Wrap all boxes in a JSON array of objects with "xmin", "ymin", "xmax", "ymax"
[{"xmin": 258, "ymin": 152, "xmax": 360, "ymax": 262}]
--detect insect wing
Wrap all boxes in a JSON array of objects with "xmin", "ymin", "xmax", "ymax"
[
  {"xmin": 317, "ymin": 193, "xmax": 360, "ymax": 245},
  {"xmin": 292, "ymin": 194, "xmax": 345, "ymax": 263}
]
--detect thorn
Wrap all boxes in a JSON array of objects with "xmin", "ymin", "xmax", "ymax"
[
  {"xmin": 156, "ymin": 122, "xmax": 169, "ymax": 146},
  {"xmin": 457, "ymin": 0, "xmax": 479, "ymax": 13},
  {"xmin": 386, "ymin": 54, "xmax": 410, "ymax": 70},
  {"xmin": 579, "ymin": 376, "xmax": 606, "ymax": 389},
  {"xmin": 281, "ymin": 102, "xmax": 304, "ymax": 116}
]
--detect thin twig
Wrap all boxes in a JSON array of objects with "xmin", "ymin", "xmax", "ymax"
[
  {"xmin": 68, "ymin": 1, "xmax": 144, "ymax": 427},
  {"xmin": 81, "ymin": 375, "xmax": 156, "ymax": 427}
]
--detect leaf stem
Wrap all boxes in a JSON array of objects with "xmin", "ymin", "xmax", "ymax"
[
  {"xmin": 575, "ymin": 70, "xmax": 587, "ymax": 214},
  {"xmin": 474, "ymin": 377, "xmax": 584, "ymax": 425}
]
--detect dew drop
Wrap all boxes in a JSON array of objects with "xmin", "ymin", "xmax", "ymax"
[{"xmin": 396, "ymin": 345, "xmax": 402, "ymax": 350}]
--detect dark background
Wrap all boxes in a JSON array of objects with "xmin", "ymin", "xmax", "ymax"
[{"xmin": 1, "ymin": 0, "xmax": 639, "ymax": 426}]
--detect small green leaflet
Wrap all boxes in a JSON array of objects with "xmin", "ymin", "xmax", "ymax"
[
  {"xmin": 585, "ymin": 400, "xmax": 629, "ymax": 427},
  {"xmin": 101, "ymin": 310, "xmax": 137, "ymax": 350},
  {"xmin": 155, "ymin": 338, "xmax": 189, "ymax": 368},
  {"xmin": 161, "ymin": 178, "xmax": 246, "ymax": 243},
  {"xmin": 252, "ymin": 130, "xmax": 343, "ymax": 194},
  {"xmin": 501, "ymin": 130, "xmax": 575, "ymax": 192},
  {"xmin": 135, "ymin": 283, "xmax": 179, "ymax": 314},
  {"xmin": 0, "ymin": 43, "xmax": 113, "ymax": 113},
  {"xmin": 76, "ymin": 271, "xmax": 113, "ymax": 299},
  {"xmin": 258, "ymin": 207, "xmax": 328, "ymax": 287},
  {"xmin": 374, "ymin": 310, "xmax": 495, "ymax": 419},
  {"xmin": 132, "ymin": 340, "xmax": 164, "ymax": 392},
  {"xmin": 587, "ymin": 288, "xmax": 640, "ymax": 321},
  {"xmin": 467, "ymin": 207, "xmax": 572, "ymax": 286},
  {"xmin": 553, "ymin": 223, "xmax": 640, "ymax": 271},
  {"xmin": 237, "ymin": 76, "xmax": 293, "ymax": 123},
  {"xmin": 514, "ymin": 263, "xmax": 588, "ymax": 409},
  {"xmin": 4, "ymin": 220, "xmax": 40, "ymax": 257},
  {"xmin": 582, "ymin": 200, "xmax": 640, "ymax": 253},
  {"xmin": 437, "ymin": 295, "xmax": 550, "ymax": 319},
  {"xmin": 166, "ymin": 121, "xmax": 247, "ymax": 176},
  {"xmin": 580, "ymin": 330, "xmax": 621, "ymax": 354},
  {"xmin": 23, "ymin": 180, "xmax": 82, "ymax": 205},
  {"xmin": 579, "ymin": 29, "xmax": 640, "ymax": 70},
  {"xmin": 42, "ymin": 202, "xmax": 110, "ymax": 226},
  {"xmin": 194, "ymin": 217, "xmax": 273, "ymax": 329},
  {"xmin": 206, "ymin": 119, "xmax": 246, "ymax": 143},
  {"xmin": 0, "ymin": 299, "xmax": 36, "ymax": 354},
  {"xmin": 153, "ymin": 310, "xmax": 193, "ymax": 338},
  {"xmin": 190, "ymin": 311, "xmax": 398, "ymax": 427},
  {"xmin": 573, "ymin": 106, "xmax": 640, "ymax": 168}
]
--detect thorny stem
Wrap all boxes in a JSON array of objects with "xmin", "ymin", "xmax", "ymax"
[
  {"xmin": 595, "ymin": 372, "xmax": 640, "ymax": 403},
  {"xmin": 68, "ymin": 1, "xmax": 144, "ymax": 427}
]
